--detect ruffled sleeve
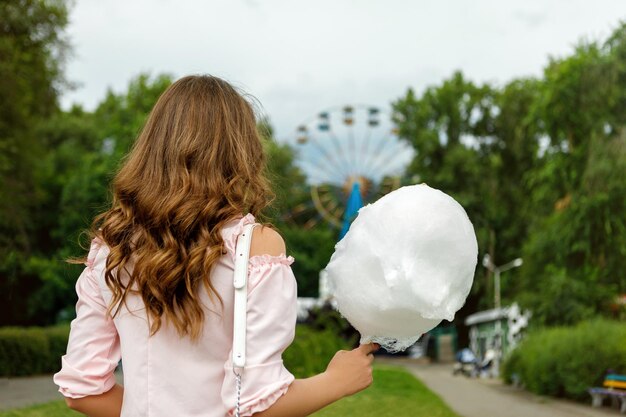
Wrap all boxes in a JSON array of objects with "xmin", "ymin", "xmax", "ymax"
[
  {"xmin": 53, "ymin": 237, "xmax": 122, "ymax": 399},
  {"xmin": 222, "ymin": 213, "xmax": 257, "ymax": 260},
  {"xmin": 221, "ymin": 253, "xmax": 298, "ymax": 416}
]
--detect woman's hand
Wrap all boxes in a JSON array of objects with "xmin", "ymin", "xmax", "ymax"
[{"xmin": 323, "ymin": 342, "xmax": 380, "ymax": 398}]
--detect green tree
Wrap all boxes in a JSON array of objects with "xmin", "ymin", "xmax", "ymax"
[
  {"xmin": 516, "ymin": 25, "xmax": 626, "ymax": 325},
  {"xmin": 519, "ymin": 131, "xmax": 626, "ymax": 325},
  {"xmin": 0, "ymin": 0, "xmax": 71, "ymax": 325},
  {"xmin": 393, "ymin": 25, "xmax": 626, "ymax": 328},
  {"xmin": 93, "ymin": 73, "xmax": 174, "ymax": 156},
  {"xmin": 0, "ymin": 0, "xmax": 70, "ymax": 252},
  {"xmin": 392, "ymin": 73, "xmax": 542, "ymax": 324}
]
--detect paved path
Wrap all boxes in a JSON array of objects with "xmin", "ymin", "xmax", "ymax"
[
  {"xmin": 0, "ymin": 372, "xmax": 123, "ymax": 411},
  {"xmin": 0, "ymin": 375, "xmax": 63, "ymax": 411},
  {"xmin": 377, "ymin": 357, "xmax": 620, "ymax": 417}
]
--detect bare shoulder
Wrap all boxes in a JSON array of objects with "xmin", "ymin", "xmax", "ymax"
[{"xmin": 249, "ymin": 225, "xmax": 286, "ymax": 257}]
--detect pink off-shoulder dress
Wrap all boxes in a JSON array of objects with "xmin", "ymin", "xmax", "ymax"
[{"xmin": 53, "ymin": 214, "xmax": 297, "ymax": 417}]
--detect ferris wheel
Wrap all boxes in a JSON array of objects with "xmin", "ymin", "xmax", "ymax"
[{"xmin": 289, "ymin": 104, "xmax": 414, "ymax": 233}]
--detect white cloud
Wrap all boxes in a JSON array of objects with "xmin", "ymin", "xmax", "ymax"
[{"xmin": 62, "ymin": 0, "xmax": 626, "ymax": 141}]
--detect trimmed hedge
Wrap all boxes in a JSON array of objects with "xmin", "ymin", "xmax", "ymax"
[
  {"xmin": 502, "ymin": 319, "xmax": 626, "ymax": 400},
  {"xmin": 0, "ymin": 325, "xmax": 70, "ymax": 376}
]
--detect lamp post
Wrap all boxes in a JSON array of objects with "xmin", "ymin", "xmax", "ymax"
[
  {"xmin": 482, "ymin": 255, "xmax": 523, "ymax": 310},
  {"xmin": 481, "ymin": 254, "xmax": 523, "ymax": 377}
]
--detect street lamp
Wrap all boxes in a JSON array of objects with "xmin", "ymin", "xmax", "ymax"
[
  {"xmin": 481, "ymin": 254, "xmax": 523, "ymax": 378},
  {"xmin": 482, "ymin": 254, "xmax": 523, "ymax": 310}
]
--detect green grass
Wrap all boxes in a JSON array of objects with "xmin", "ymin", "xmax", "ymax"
[
  {"xmin": 0, "ymin": 365, "xmax": 458, "ymax": 417},
  {"xmin": 314, "ymin": 365, "xmax": 460, "ymax": 417},
  {"xmin": 0, "ymin": 401, "xmax": 80, "ymax": 417}
]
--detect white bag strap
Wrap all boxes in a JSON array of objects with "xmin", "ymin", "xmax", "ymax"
[{"xmin": 232, "ymin": 223, "xmax": 257, "ymax": 368}]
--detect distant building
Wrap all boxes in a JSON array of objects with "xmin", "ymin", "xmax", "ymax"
[
  {"xmin": 465, "ymin": 303, "xmax": 531, "ymax": 376},
  {"xmin": 427, "ymin": 325, "xmax": 457, "ymax": 362}
]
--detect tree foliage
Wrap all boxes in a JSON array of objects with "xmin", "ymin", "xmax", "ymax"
[
  {"xmin": 0, "ymin": 0, "xmax": 71, "ymax": 325},
  {"xmin": 393, "ymin": 24, "xmax": 626, "ymax": 327}
]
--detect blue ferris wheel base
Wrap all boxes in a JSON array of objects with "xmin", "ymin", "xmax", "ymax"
[{"xmin": 340, "ymin": 182, "xmax": 364, "ymax": 239}]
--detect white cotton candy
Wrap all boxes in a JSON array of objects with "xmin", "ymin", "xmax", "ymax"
[{"xmin": 326, "ymin": 184, "xmax": 478, "ymax": 353}]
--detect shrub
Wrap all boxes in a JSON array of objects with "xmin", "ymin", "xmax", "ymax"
[
  {"xmin": 501, "ymin": 345, "xmax": 521, "ymax": 385},
  {"xmin": 502, "ymin": 319, "xmax": 626, "ymax": 400},
  {"xmin": 44, "ymin": 325, "xmax": 73, "ymax": 373},
  {"xmin": 0, "ymin": 325, "xmax": 70, "ymax": 377},
  {"xmin": 283, "ymin": 325, "xmax": 350, "ymax": 378}
]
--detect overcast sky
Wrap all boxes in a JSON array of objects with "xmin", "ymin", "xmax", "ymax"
[{"xmin": 62, "ymin": 0, "xmax": 626, "ymax": 142}]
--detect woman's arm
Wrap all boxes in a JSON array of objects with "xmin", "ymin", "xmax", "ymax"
[
  {"xmin": 243, "ymin": 227, "xmax": 379, "ymax": 417},
  {"xmin": 252, "ymin": 373, "xmax": 341, "ymax": 417},
  {"xmin": 53, "ymin": 239, "xmax": 123, "ymax": 415},
  {"xmin": 65, "ymin": 384, "xmax": 124, "ymax": 417},
  {"xmin": 254, "ymin": 343, "xmax": 379, "ymax": 417}
]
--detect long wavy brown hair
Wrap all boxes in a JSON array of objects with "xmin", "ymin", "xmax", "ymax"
[{"xmin": 77, "ymin": 75, "xmax": 273, "ymax": 341}]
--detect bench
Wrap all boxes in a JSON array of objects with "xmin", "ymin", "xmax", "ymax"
[{"xmin": 589, "ymin": 374, "xmax": 626, "ymax": 414}]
